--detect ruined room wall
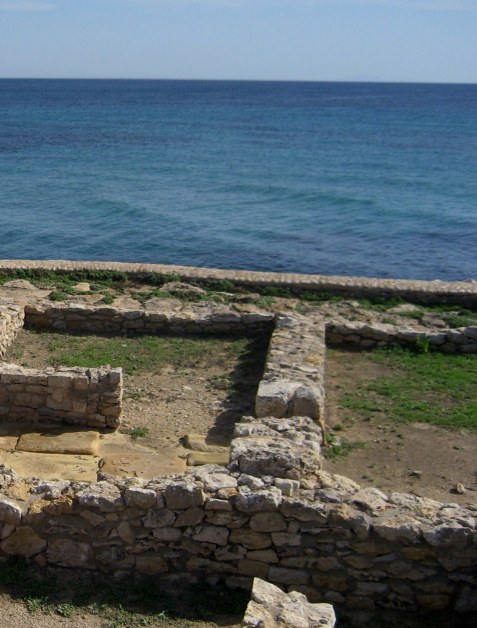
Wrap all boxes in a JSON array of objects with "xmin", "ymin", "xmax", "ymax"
[{"xmin": 0, "ymin": 364, "xmax": 122, "ymax": 428}]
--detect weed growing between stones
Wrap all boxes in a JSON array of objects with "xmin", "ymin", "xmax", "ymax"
[{"xmin": 127, "ymin": 426, "xmax": 150, "ymax": 440}]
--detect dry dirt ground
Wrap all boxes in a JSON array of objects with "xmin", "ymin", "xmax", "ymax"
[
  {"xmin": 325, "ymin": 349, "xmax": 477, "ymax": 508},
  {"xmin": 3, "ymin": 329, "xmax": 266, "ymax": 480},
  {"xmin": 4, "ymin": 326, "xmax": 476, "ymax": 507}
]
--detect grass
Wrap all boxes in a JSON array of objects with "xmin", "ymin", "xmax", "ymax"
[
  {"xmin": 323, "ymin": 433, "xmax": 365, "ymax": 460},
  {"xmin": 0, "ymin": 556, "xmax": 247, "ymax": 626},
  {"xmin": 40, "ymin": 332, "xmax": 251, "ymax": 375},
  {"xmin": 340, "ymin": 347, "xmax": 477, "ymax": 431},
  {"xmin": 127, "ymin": 426, "xmax": 149, "ymax": 439}
]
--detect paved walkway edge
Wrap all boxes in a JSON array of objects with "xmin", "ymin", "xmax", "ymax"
[{"xmin": 0, "ymin": 259, "xmax": 476, "ymax": 304}]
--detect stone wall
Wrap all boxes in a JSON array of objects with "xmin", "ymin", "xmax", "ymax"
[
  {"xmin": 0, "ymin": 364, "xmax": 122, "ymax": 428},
  {"xmin": 24, "ymin": 302, "xmax": 274, "ymax": 336},
  {"xmin": 0, "ymin": 422, "xmax": 475, "ymax": 617},
  {"xmin": 256, "ymin": 314, "xmax": 326, "ymax": 422},
  {"xmin": 326, "ymin": 321, "xmax": 477, "ymax": 354},
  {"xmin": 1, "ymin": 259, "xmax": 477, "ymax": 307},
  {"xmin": 0, "ymin": 303, "xmax": 24, "ymax": 359}
]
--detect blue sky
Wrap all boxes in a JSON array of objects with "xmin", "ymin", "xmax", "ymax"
[{"xmin": 0, "ymin": 0, "xmax": 476, "ymax": 82}]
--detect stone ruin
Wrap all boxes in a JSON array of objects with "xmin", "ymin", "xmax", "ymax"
[{"xmin": 0, "ymin": 272, "xmax": 476, "ymax": 625}]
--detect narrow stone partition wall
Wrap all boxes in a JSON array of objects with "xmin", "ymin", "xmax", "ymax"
[
  {"xmin": 24, "ymin": 302, "xmax": 274, "ymax": 336},
  {"xmin": 326, "ymin": 320, "xmax": 477, "ymax": 353},
  {"xmin": 255, "ymin": 314, "xmax": 326, "ymax": 422},
  {"xmin": 0, "ymin": 303, "xmax": 24, "ymax": 359},
  {"xmin": 0, "ymin": 364, "xmax": 123, "ymax": 428}
]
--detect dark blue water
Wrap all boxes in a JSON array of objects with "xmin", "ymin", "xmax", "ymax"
[{"xmin": 1, "ymin": 79, "xmax": 476, "ymax": 280}]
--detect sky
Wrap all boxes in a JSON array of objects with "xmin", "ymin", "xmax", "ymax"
[{"xmin": 0, "ymin": 0, "xmax": 476, "ymax": 83}]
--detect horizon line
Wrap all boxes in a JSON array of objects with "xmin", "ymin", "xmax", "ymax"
[{"xmin": 0, "ymin": 77, "xmax": 476, "ymax": 86}]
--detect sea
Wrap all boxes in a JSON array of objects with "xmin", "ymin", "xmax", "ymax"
[{"xmin": 0, "ymin": 79, "xmax": 476, "ymax": 281}]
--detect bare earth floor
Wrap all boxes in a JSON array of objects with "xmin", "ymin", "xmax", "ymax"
[
  {"xmin": 3, "ymin": 328, "xmax": 476, "ymax": 508},
  {"xmin": 325, "ymin": 349, "xmax": 477, "ymax": 508},
  {"xmin": 2, "ymin": 329, "xmax": 265, "ymax": 480}
]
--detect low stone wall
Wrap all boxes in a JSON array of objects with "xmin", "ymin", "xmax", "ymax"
[
  {"xmin": 256, "ymin": 314, "xmax": 326, "ymax": 421},
  {"xmin": 24, "ymin": 302, "xmax": 274, "ymax": 336},
  {"xmin": 1, "ymin": 258, "xmax": 477, "ymax": 306},
  {"xmin": 0, "ymin": 303, "xmax": 24, "ymax": 359},
  {"xmin": 326, "ymin": 321, "xmax": 477, "ymax": 354},
  {"xmin": 0, "ymin": 426, "xmax": 474, "ymax": 616},
  {"xmin": 0, "ymin": 364, "xmax": 122, "ymax": 428}
]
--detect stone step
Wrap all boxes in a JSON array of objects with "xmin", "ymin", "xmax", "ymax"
[
  {"xmin": 182, "ymin": 433, "xmax": 230, "ymax": 452},
  {"xmin": 186, "ymin": 450, "xmax": 230, "ymax": 466},
  {"xmin": 0, "ymin": 450, "xmax": 99, "ymax": 482},
  {"xmin": 16, "ymin": 430, "xmax": 100, "ymax": 455}
]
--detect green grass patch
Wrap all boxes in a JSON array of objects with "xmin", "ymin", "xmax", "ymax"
[
  {"xmin": 324, "ymin": 434, "xmax": 365, "ymax": 460},
  {"xmin": 40, "ymin": 332, "xmax": 251, "ymax": 375},
  {"xmin": 341, "ymin": 347, "xmax": 477, "ymax": 430}
]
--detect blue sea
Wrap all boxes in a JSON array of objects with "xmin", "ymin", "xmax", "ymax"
[{"xmin": 0, "ymin": 79, "xmax": 476, "ymax": 281}]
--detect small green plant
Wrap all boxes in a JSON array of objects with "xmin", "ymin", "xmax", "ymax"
[
  {"xmin": 254, "ymin": 295, "xmax": 275, "ymax": 309},
  {"xmin": 415, "ymin": 338, "xmax": 430, "ymax": 354},
  {"xmin": 128, "ymin": 426, "xmax": 149, "ymax": 440},
  {"xmin": 26, "ymin": 597, "xmax": 48, "ymax": 614},
  {"xmin": 48, "ymin": 291, "xmax": 68, "ymax": 301},
  {"xmin": 99, "ymin": 293, "xmax": 115, "ymax": 305},
  {"xmin": 324, "ymin": 434, "xmax": 365, "ymax": 460},
  {"xmin": 206, "ymin": 278, "xmax": 237, "ymax": 293},
  {"xmin": 56, "ymin": 603, "xmax": 75, "ymax": 618},
  {"xmin": 260, "ymin": 285, "xmax": 294, "ymax": 298}
]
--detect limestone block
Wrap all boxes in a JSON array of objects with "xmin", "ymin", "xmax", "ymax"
[
  {"xmin": 231, "ymin": 436, "xmax": 320, "ymax": 481},
  {"xmin": 135, "ymin": 553, "xmax": 169, "ymax": 575},
  {"xmin": 237, "ymin": 559, "xmax": 269, "ymax": 579},
  {"xmin": 76, "ymin": 481, "xmax": 124, "ymax": 512},
  {"xmin": 143, "ymin": 508, "xmax": 176, "ymax": 528},
  {"xmin": 124, "ymin": 487, "xmax": 157, "ymax": 509},
  {"xmin": 16, "ymin": 430, "xmax": 99, "ymax": 455},
  {"xmin": 117, "ymin": 521, "xmax": 135, "ymax": 544},
  {"xmin": 47, "ymin": 538, "xmax": 94, "ymax": 569},
  {"xmin": 229, "ymin": 529, "xmax": 272, "ymax": 550},
  {"xmin": 186, "ymin": 451, "xmax": 230, "ymax": 466},
  {"xmin": 241, "ymin": 578, "xmax": 336, "ymax": 628},
  {"xmin": 235, "ymin": 487, "xmax": 283, "ymax": 513},
  {"xmin": 0, "ymin": 495, "xmax": 23, "ymax": 525},
  {"xmin": 193, "ymin": 525, "xmax": 229, "ymax": 546},
  {"xmin": 152, "ymin": 527, "xmax": 182, "ymax": 542},
  {"xmin": 200, "ymin": 472, "xmax": 237, "ymax": 493},
  {"xmin": 174, "ymin": 507, "xmax": 205, "ymax": 527},
  {"xmin": 255, "ymin": 380, "xmax": 299, "ymax": 418},
  {"xmin": 164, "ymin": 480, "xmax": 205, "ymax": 509},
  {"xmin": 249, "ymin": 512, "xmax": 287, "ymax": 533},
  {"xmin": 0, "ymin": 526, "xmax": 46, "ymax": 557}
]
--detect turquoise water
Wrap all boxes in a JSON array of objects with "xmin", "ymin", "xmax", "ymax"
[{"xmin": 0, "ymin": 79, "xmax": 476, "ymax": 280}]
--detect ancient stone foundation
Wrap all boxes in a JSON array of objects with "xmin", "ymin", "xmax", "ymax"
[
  {"xmin": 0, "ymin": 262, "xmax": 476, "ymax": 622},
  {"xmin": 0, "ymin": 304, "xmax": 24, "ymax": 359},
  {"xmin": 0, "ymin": 363, "xmax": 122, "ymax": 428}
]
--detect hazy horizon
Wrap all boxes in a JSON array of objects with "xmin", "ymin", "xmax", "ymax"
[{"xmin": 1, "ymin": 1, "xmax": 476, "ymax": 85}]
